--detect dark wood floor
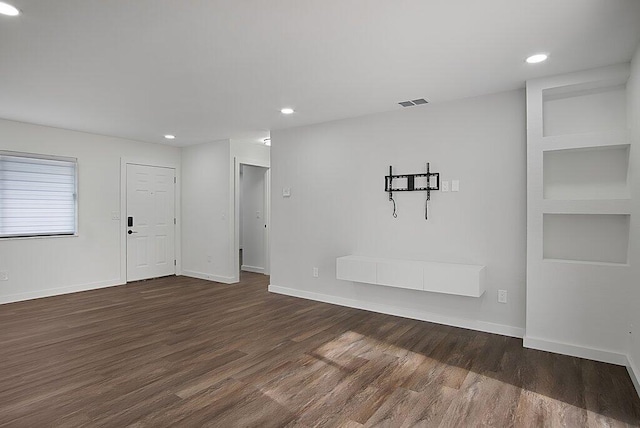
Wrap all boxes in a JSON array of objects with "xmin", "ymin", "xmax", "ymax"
[{"xmin": 1, "ymin": 273, "xmax": 639, "ymax": 427}]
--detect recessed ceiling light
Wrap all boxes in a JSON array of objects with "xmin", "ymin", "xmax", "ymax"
[
  {"xmin": 526, "ymin": 53, "xmax": 548, "ymax": 64},
  {"xmin": 280, "ymin": 108, "xmax": 294, "ymax": 115},
  {"xmin": 0, "ymin": 2, "xmax": 20, "ymax": 16},
  {"xmin": 164, "ymin": 135, "xmax": 176, "ymax": 140}
]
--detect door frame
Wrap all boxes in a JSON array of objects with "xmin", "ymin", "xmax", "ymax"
[
  {"xmin": 120, "ymin": 158, "xmax": 181, "ymax": 283},
  {"xmin": 233, "ymin": 156, "xmax": 270, "ymax": 282}
]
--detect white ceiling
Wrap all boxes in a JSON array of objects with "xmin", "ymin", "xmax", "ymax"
[{"xmin": 1, "ymin": 0, "xmax": 639, "ymax": 146}]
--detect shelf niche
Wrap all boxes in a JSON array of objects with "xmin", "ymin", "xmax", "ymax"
[
  {"xmin": 543, "ymin": 83, "xmax": 627, "ymax": 137},
  {"xmin": 543, "ymin": 145, "xmax": 630, "ymax": 200},
  {"xmin": 543, "ymin": 213, "xmax": 630, "ymax": 264}
]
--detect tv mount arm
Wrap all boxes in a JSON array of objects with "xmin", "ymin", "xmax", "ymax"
[{"xmin": 385, "ymin": 163, "xmax": 440, "ymax": 220}]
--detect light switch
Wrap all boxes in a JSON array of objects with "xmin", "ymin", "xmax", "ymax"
[
  {"xmin": 283, "ymin": 188, "xmax": 291, "ymax": 197},
  {"xmin": 452, "ymin": 180, "xmax": 460, "ymax": 192},
  {"xmin": 441, "ymin": 181, "xmax": 449, "ymax": 192}
]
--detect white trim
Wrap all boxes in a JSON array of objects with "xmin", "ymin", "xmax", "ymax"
[
  {"xmin": 241, "ymin": 265, "xmax": 265, "ymax": 274},
  {"xmin": 263, "ymin": 169, "xmax": 271, "ymax": 275},
  {"xmin": 0, "ymin": 149, "xmax": 77, "ymax": 163},
  {"xmin": 181, "ymin": 270, "xmax": 236, "ymax": 284},
  {"xmin": 523, "ymin": 335, "xmax": 627, "ymax": 366},
  {"xmin": 626, "ymin": 354, "xmax": 640, "ymax": 398},
  {"xmin": 120, "ymin": 158, "xmax": 182, "ymax": 284},
  {"xmin": 0, "ymin": 279, "xmax": 124, "ymax": 305},
  {"xmin": 268, "ymin": 284, "xmax": 524, "ymax": 339}
]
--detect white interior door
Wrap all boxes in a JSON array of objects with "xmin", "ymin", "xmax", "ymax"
[{"xmin": 126, "ymin": 164, "xmax": 175, "ymax": 281}]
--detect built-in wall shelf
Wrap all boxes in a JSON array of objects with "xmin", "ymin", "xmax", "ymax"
[
  {"xmin": 336, "ymin": 255, "xmax": 486, "ymax": 298},
  {"xmin": 539, "ymin": 130, "xmax": 629, "ymax": 152},
  {"xmin": 543, "ymin": 144, "xmax": 630, "ymax": 201},
  {"xmin": 543, "ymin": 214, "xmax": 630, "ymax": 265},
  {"xmin": 543, "ymin": 81, "xmax": 627, "ymax": 137},
  {"xmin": 526, "ymin": 63, "xmax": 633, "ymax": 364},
  {"xmin": 542, "ymin": 258, "xmax": 629, "ymax": 268},
  {"xmin": 542, "ymin": 199, "xmax": 631, "ymax": 215}
]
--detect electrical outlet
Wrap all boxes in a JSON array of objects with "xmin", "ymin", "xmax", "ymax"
[
  {"xmin": 0, "ymin": 271, "xmax": 8, "ymax": 281},
  {"xmin": 452, "ymin": 180, "xmax": 460, "ymax": 192},
  {"xmin": 441, "ymin": 181, "xmax": 449, "ymax": 192},
  {"xmin": 498, "ymin": 290, "xmax": 507, "ymax": 304},
  {"xmin": 207, "ymin": 255, "xmax": 212, "ymax": 263},
  {"xmin": 283, "ymin": 188, "xmax": 291, "ymax": 198},
  {"xmin": 111, "ymin": 211, "xmax": 121, "ymax": 220},
  {"xmin": 313, "ymin": 267, "xmax": 319, "ymax": 278}
]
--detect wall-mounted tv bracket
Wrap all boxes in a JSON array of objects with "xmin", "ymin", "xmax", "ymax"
[{"xmin": 385, "ymin": 163, "xmax": 440, "ymax": 219}]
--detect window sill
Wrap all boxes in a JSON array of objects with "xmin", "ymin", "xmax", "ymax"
[{"xmin": 0, "ymin": 234, "xmax": 79, "ymax": 241}]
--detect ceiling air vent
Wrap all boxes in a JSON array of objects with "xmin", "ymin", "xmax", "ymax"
[{"xmin": 398, "ymin": 98, "xmax": 429, "ymax": 107}]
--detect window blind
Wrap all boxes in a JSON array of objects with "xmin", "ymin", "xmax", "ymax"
[{"xmin": 0, "ymin": 151, "xmax": 77, "ymax": 238}]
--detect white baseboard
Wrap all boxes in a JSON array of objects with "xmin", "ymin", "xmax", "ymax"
[
  {"xmin": 0, "ymin": 278, "xmax": 124, "ymax": 305},
  {"xmin": 268, "ymin": 284, "xmax": 524, "ymax": 339},
  {"xmin": 181, "ymin": 270, "xmax": 237, "ymax": 284},
  {"xmin": 627, "ymin": 354, "xmax": 640, "ymax": 398},
  {"xmin": 523, "ymin": 336, "xmax": 628, "ymax": 366},
  {"xmin": 241, "ymin": 265, "xmax": 265, "ymax": 274}
]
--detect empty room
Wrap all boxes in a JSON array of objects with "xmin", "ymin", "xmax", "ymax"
[{"xmin": 1, "ymin": 1, "xmax": 640, "ymax": 426}]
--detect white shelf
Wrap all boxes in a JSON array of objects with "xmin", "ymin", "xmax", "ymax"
[
  {"xmin": 336, "ymin": 255, "xmax": 486, "ymax": 298},
  {"xmin": 543, "ymin": 144, "xmax": 630, "ymax": 200},
  {"xmin": 542, "ymin": 199, "xmax": 631, "ymax": 215},
  {"xmin": 543, "ymin": 214, "xmax": 630, "ymax": 265},
  {"xmin": 542, "ymin": 83, "xmax": 626, "ymax": 137},
  {"xmin": 542, "ymin": 258, "xmax": 629, "ymax": 268},
  {"xmin": 539, "ymin": 130, "xmax": 629, "ymax": 152}
]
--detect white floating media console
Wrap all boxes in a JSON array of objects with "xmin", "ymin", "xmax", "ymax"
[{"xmin": 336, "ymin": 256, "xmax": 486, "ymax": 298}]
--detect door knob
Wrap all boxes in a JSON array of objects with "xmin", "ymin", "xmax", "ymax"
[{"xmin": 128, "ymin": 230, "xmax": 137, "ymax": 234}]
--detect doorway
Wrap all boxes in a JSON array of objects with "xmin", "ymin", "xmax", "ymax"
[
  {"xmin": 126, "ymin": 164, "xmax": 176, "ymax": 281},
  {"xmin": 234, "ymin": 157, "xmax": 270, "ymax": 281},
  {"xmin": 239, "ymin": 164, "xmax": 269, "ymax": 274}
]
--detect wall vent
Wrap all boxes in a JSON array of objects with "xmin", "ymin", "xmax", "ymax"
[{"xmin": 399, "ymin": 98, "xmax": 429, "ymax": 107}]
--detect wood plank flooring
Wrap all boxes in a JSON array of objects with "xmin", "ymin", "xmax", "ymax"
[{"xmin": 1, "ymin": 273, "xmax": 639, "ymax": 427}]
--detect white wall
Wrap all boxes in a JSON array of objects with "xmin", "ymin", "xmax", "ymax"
[
  {"xmin": 627, "ymin": 42, "xmax": 640, "ymax": 393},
  {"xmin": 0, "ymin": 118, "xmax": 180, "ymax": 303},
  {"xmin": 230, "ymin": 140, "xmax": 270, "ymax": 165},
  {"xmin": 241, "ymin": 165, "xmax": 267, "ymax": 273},
  {"xmin": 270, "ymin": 90, "xmax": 527, "ymax": 336},
  {"xmin": 182, "ymin": 139, "xmax": 270, "ymax": 283},
  {"xmin": 231, "ymin": 140, "xmax": 271, "ymax": 279},
  {"xmin": 181, "ymin": 139, "xmax": 233, "ymax": 282}
]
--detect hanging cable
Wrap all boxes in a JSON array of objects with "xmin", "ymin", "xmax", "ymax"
[{"xmin": 387, "ymin": 165, "xmax": 398, "ymax": 218}]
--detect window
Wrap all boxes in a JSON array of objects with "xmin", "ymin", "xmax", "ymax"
[{"xmin": 0, "ymin": 151, "xmax": 77, "ymax": 238}]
